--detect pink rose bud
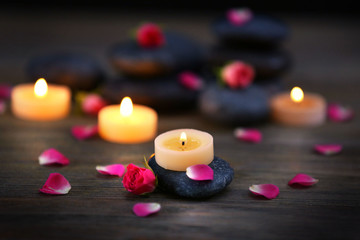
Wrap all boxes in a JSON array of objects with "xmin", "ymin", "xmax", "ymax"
[
  {"xmin": 122, "ymin": 164, "xmax": 156, "ymax": 195},
  {"xmin": 0, "ymin": 84, "xmax": 12, "ymax": 100},
  {"xmin": 137, "ymin": 23, "xmax": 165, "ymax": 48},
  {"xmin": 227, "ymin": 8, "xmax": 253, "ymax": 26},
  {"xmin": 221, "ymin": 61, "xmax": 255, "ymax": 89},
  {"xmin": 81, "ymin": 94, "xmax": 107, "ymax": 116}
]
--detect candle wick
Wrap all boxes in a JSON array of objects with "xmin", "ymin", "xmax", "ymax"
[{"xmin": 182, "ymin": 141, "xmax": 185, "ymax": 146}]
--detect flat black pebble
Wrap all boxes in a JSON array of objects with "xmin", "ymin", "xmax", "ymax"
[
  {"xmin": 109, "ymin": 31, "xmax": 205, "ymax": 77},
  {"xmin": 212, "ymin": 14, "xmax": 289, "ymax": 48},
  {"xmin": 199, "ymin": 84, "xmax": 270, "ymax": 125},
  {"xmin": 26, "ymin": 53, "xmax": 104, "ymax": 91},
  {"xmin": 101, "ymin": 74, "xmax": 201, "ymax": 112},
  {"xmin": 207, "ymin": 46, "xmax": 291, "ymax": 79},
  {"xmin": 148, "ymin": 156, "xmax": 234, "ymax": 199}
]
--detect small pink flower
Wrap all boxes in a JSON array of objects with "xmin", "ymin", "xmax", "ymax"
[
  {"xmin": 38, "ymin": 148, "xmax": 70, "ymax": 166},
  {"xmin": 178, "ymin": 71, "xmax": 204, "ymax": 90},
  {"xmin": 0, "ymin": 100, "xmax": 5, "ymax": 115},
  {"xmin": 221, "ymin": 61, "xmax": 254, "ymax": 89},
  {"xmin": 249, "ymin": 184, "xmax": 279, "ymax": 199},
  {"xmin": 133, "ymin": 202, "xmax": 161, "ymax": 217},
  {"xmin": 314, "ymin": 144, "xmax": 342, "ymax": 156},
  {"xmin": 327, "ymin": 103, "xmax": 354, "ymax": 122},
  {"xmin": 234, "ymin": 128, "xmax": 262, "ymax": 143},
  {"xmin": 39, "ymin": 173, "xmax": 71, "ymax": 195},
  {"xmin": 71, "ymin": 125, "xmax": 98, "ymax": 140},
  {"xmin": 0, "ymin": 84, "xmax": 11, "ymax": 100},
  {"xmin": 137, "ymin": 23, "xmax": 165, "ymax": 48},
  {"xmin": 96, "ymin": 164, "xmax": 125, "ymax": 177},
  {"xmin": 186, "ymin": 164, "xmax": 214, "ymax": 181},
  {"xmin": 122, "ymin": 164, "xmax": 156, "ymax": 195},
  {"xmin": 227, "ymin": 8, "xmax": 253, "ymax": 26},
  {"xmin": 82, "ymin": 94, "xmax": 107, "ymax": 116},
  {"xmin": 288, "ymin": 173, "xmax": 318, "ymax": 187}
]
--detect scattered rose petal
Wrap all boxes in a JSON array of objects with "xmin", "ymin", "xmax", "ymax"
[
  {"xmin": 227, "ymin": 8, "xmax": 253, "ymax": 26},
  {"xmin": 137, "ymin": 23, "xmax": 165, "ymax": 48},
  {"xmin": 249, "ymin": 184, "xmax": 279, "ymax": 199},
  {"xmin": 71, "ymin": 125, "xmax": 98, "ymax": 140},
  {"xmin": 234, "ymin": 128, "xmax": 262, "ymax": 143},
  {"xmin": 133, "ymin": 203, "xmax": 161, "ymax": 217},
  {"xmin": 96, "ymin": 164, "xmax": 125, "ymax": 177},
  {"xmin": 178, "ymin": 71, "xmax": 204, "ymax": 90},
  {"xmin": 122, "ymin": 164, "xmax": 156, "ymax": 195},
  {"xmin": 288, "ymin": 173, "xmax": 319, "ymax": 186},
  {"xmin": 0, "ymin": 100, "xmax": 5, "ymax": 115},
  {"xmin": 314, "ymin": 144, "xmax": 342, "ymax": 156},
  {"xmin": 221, "ymin": 61, "xmax": 254, "ymax": 89},
  {"xmin": 82, "ymin": 94, "xmax": 107, "ymax": 116},
  {"xmin": 39, "ymin": 173, "xmax": 71, "ymax": 195},
  {"xmin": 0, "ymin": 84, "xmax": 12, "ymax": 100},
  {"xmin": 39, "ymin": 148, "xmax": 70, "ymax": 166},
  {"xmin": 327, "ymin": 103, "xmax": 354, "ymax": 122},
  {"xmin": 186, "ymin": 164, "xmax": 214, "ymax": 181}
]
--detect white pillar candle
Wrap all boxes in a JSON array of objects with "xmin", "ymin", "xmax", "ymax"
[{"xmin": 154, "ymin": 129, "xmax": 214, "ymax": 171}]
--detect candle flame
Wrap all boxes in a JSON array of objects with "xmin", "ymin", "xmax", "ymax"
[
  {"xmin": 120, "ymin": 97, "xmax": 133, "ymax": 117},
  {"xmin": 180, "ymin": 132, "xmax": 187, "ymax": 146},
  {"xmin": 290, "ymin": 87, "xmax": 304, "ymax": 103},
  {"xmin": 34, "ymin": 78, "xmax": 48, "ymax": 97}
]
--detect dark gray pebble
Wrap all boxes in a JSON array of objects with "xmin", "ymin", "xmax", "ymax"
[
  {"xmin": 148, "ymin": 156, "xmax": 234, "ymax": 199},
  {"xmin": 109, "ymin": 31, "xmax": 205, "ymax": 77},
  {"xmin": 212, "ymin": 14, "xmax": 289, "ymax": 48},
  {"xmin": 199, "ymin": 84, "xmax": 270, "ymax": 125},
  {"xmin": 26, "ymin": 53, "xmax": 104, "ymax": 91}
]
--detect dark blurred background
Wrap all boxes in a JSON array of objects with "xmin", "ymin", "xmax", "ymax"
[{"xmin": 1, "ymin": 0, "xmax": 359, "ymax": 15}]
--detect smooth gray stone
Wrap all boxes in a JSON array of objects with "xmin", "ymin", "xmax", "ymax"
[
  {"xmin": 199, "ymin": 84, "xmax": 270, "ymax": 125},
  {"xmin": 148, "ymin": 156, "xmax": 234, "ymax": 199},
  {"xmin": 26, "ymin": 53, "xmax": 104, "ymax": 91},
  {"xmin": 212, "ymin": 14, "xmax": 289, "ymax": 48},
  {"xmin": 109, "ymin": 31, "xmax": 205, "ymax": 77}
]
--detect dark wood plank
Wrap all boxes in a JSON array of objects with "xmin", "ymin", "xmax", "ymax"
[{"xmin": 0, "ymin": 9, "xmax": 360, "ymax": 240}]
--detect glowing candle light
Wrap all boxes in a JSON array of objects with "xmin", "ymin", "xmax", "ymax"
[
  {"xmin": 98, "ymin": 97, "xmax": 157, "ymax": 143},
  {"xmin": 11, "ymin": 78, "xmax": 71, "ymax": 121},
  {"xmin": 270, "ymin": 86, "xmax": 326, "ymax": 126},
  {"xmin": 154, "ymin": 129, "xmax": 214, "ymax": 171}
]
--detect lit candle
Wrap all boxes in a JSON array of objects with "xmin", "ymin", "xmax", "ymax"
[
  {"xmin": 98, "ymin": 97, "xmax": 158, "ymax": 143},
  {"xmin": 154, "ymin": 129, "xmax": 214, "ymax": 171},
  {"xmin": 270, "ymin": 86, "xmax": 326, "ymax": 126},
  {"xmin": 11, "ymin": 78, "xmax": 71, "ymax": 121}
]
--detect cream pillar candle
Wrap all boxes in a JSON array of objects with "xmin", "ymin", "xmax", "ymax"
[
  {"xmin": 154, "ymin": 129, "xmax": 214, "ymax": 171},
  {"xmin": 270, "ymin": 87, "xmax": 326, "ymax": 126},
  {"xmin": 98, "ymin": 97, "xmax": 158, "ymax": 143},
  {"xmin": 11, "ymin": 78, "xmax": 71, "ymax": 121}
]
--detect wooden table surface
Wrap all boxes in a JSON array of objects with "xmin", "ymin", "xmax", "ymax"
[{"xmin": 0, "ymin": 9, "xmax": 359, "ymax": 240}]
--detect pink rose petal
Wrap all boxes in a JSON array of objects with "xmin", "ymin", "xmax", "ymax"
[
  {"xmin": 39, "ymin": 148, "xmax": 70, "ymax": 166},
  {"xmin": 314, "ymin": 144, "xmax": 342, "ymax": 156},
  {"xmin": 249, "ymin": 184, "xmax": 279, "ymax": 199},
  {"xmin": 288, "ymin": 173, "xmax": 319, "ymax": 186},
  {"xmin": 186, "ymin": 164, "xmax": 214, "ymax": 181},
  {"xmin": 0, "ymin": 100, "xmax": 5, "ymax": 115},
  {"xmin": 0, "ymin": 84, "xmax": 12, "ymax": 100},
  {"xmin": 133, "ymin": 203, "xmax": 161, "ymax": 217},
  {"xmin": 82, "ymin": 94, "xmax": 107, "ymax": 116},
  {"xmin": 178, "ymin": 71, "xmax": 204, "ymax": 90},
  {"xmin": 221, "ymin": 61, "xmax": 254, "ymax": 89},
  {"xmin": 234, "ymin": 128, "xmax": 262, "ymax": 143},
  {"xmin": 96, "ymin": 164, "xmax": 125, "ymax": 177},
  {"xmin": 328, "ymin": 103, "xmax": 354, "ymax": 122},
  {"xmin": 71, "ymin": 125, "xmax": 98, "ymax": 140},
  {"xmin": 227, "ymin": 8, "xmax": 253, "ymax": 26},
  {"xmin": 39, "ymin": 173, "xmax": 71, "ymax": 195}
]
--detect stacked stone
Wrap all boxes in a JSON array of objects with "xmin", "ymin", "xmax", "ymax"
[
  {"xmin": 200, "ymin": 9, "xmax": 291, "ymax": 125},
  {"xmin": 102, "ymin": 25, "xmax": 205, "ymax": 112}
]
